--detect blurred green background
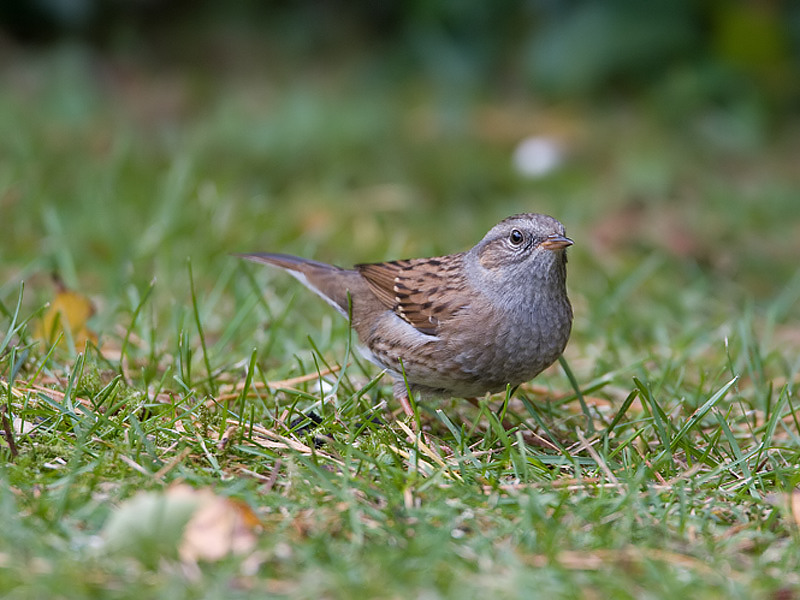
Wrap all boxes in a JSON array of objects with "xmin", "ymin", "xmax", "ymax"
[{"xmin": 1, "ymin": 0, "xmax": 799, "ymax": 364}]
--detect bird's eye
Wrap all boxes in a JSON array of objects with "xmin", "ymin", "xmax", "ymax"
[{"xmin": 509, "ymin": 229, "xmax": 524, "ymax": 246}]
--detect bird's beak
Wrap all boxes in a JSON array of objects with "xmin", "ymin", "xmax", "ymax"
[{"xmin": 540, "ymin": 235, "xmax": 574, "ymax": 251}]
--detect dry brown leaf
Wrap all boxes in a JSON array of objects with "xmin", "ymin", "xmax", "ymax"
[
  {"xmin": 103, "ymin": 484, "xmax": 260, "ymax": 566},
  {"xmin": 217, "ymin": 425, "xmax": 238, "ymax": 451},
  {"xmin": 789, "ymin": 491, "xmax": 800, "ymax": 527},
  {"xmin": 175, "ymin": 485, "xmax": 260, "ymax": 563}
]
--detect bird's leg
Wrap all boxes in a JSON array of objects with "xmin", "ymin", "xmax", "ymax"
[
  {"xmin": 392, "ymin": 380, "xmax": 416, "ymax": 419},
  {"xmin": 391, "ymin": 379, "xmax": 422, "ymax": 435},
  {"xmin": 397, "ymin": 394, "xmax": 415, "ymax": 419}
]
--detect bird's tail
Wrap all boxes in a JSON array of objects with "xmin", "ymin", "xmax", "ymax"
[{"xmin": 237, "ymin": 253, "xmax": 357, "ymax": 317}]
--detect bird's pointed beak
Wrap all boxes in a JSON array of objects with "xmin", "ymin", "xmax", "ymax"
[{"xmin": 540, "ymin": 234, "xmax": 574, "ymax": 251}]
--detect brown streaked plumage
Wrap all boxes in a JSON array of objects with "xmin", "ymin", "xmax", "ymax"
[{"xmin": 239, "ymin": 213, "xmax": 573, "ymax": 417}]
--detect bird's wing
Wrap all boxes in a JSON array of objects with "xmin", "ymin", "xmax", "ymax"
[{"xmin": 356, "ymin": 255, "xmax": 468, "ymax": 336}]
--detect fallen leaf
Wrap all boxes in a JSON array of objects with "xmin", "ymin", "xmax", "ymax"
[
  {"xmin": 102, "ymin": 485, "xmax": 202, "ymax": 567},
  {"xmin": 767, "ymin": 490, "xmax": 800, "ymax": 528},
  {"xmin": 179, "ymin": 491, "xmax": 260, "ymax": 563},
  {"xmin": 217, "ymin": 425, "xmax": 238, "ymax": 451},
  {"xmin": 790, "ymin": 491, "xmax": 800, "ymax": 527},
  {"xmin": 34, "ymin": 278, "xmax": 96, "ymax": 349},
  {"xmin": 102, "ymin": 484, "xmax": 259, "ymax": 567}
]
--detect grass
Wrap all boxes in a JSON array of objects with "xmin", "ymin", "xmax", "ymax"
[{"xmin": 1, "ymin": 40, "xmax": 800, "ymax": 599}]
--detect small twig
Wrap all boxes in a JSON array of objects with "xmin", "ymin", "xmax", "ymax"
[
  {"xmin": 261, "ymin": 458, "xmax": 282, "ymax": 493},
  {"xmin": 238, "ymin": 467, "xmax": 274, "ymax": 483},
  {"xmin": 632, "ymin": 441, "xmax": 668, "ymax": 485},
  {"xmin": 1, "ymin": 408, "xmax": 18, "ymax": 458}
]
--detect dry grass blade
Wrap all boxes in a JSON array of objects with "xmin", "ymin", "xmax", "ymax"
[
  {"xmin": 395, "ymin": 420, "xmax": 464, "ymax": 481},
  {"xmin": 521, "ymin": 547, "xmax": 737, "ymax": 580},
  {"xmin": 0, "ymin": 379, "xmax": 26, "ymax": 401},
  {"xmin": 576, "ymin": 429, "xmax": 619, "ymax": 485},
  {"xmin": 216, "ymin": 366, "xmax": 343, "ymax": 402},
  {"xmin": 153, "ymin": 447, "xmax": 194, "ymax": 481},
  {"xmin": 17, "ymin": 383, "xmax": 92, "ymax": 409},
  {"xmin": 230, "ymin": 418, "xmax": 343, "ymax": 465},
  {"xmin": 118, "ymin": 454, "xmax": 153, "ymax": 477},
  {"xmin": 385, "ymin": 443, "xmax": 444, "ymax": 478}
]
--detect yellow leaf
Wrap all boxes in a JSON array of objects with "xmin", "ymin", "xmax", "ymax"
[{"xmin": 34, "ymin": 283, "xmax": 96, "ymax": 348}]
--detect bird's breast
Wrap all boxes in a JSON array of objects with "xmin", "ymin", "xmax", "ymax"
[{"xmin": 449, "ymin": 290, "xmax": 572, "ymax": 387}]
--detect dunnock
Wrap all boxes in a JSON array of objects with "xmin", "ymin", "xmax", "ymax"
[{"xmin": 240, "ymin": 213, "xmax": 572, "ymax": 417}]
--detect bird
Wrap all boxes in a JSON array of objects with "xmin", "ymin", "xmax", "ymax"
[{"xmin": 239, "ymin": 213, "xmax": 573, "ymax": 418}]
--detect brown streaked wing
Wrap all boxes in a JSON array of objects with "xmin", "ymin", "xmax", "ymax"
[{"xmin": 356, "ymin": 255, "xmax": 467, "ymax": 336}]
